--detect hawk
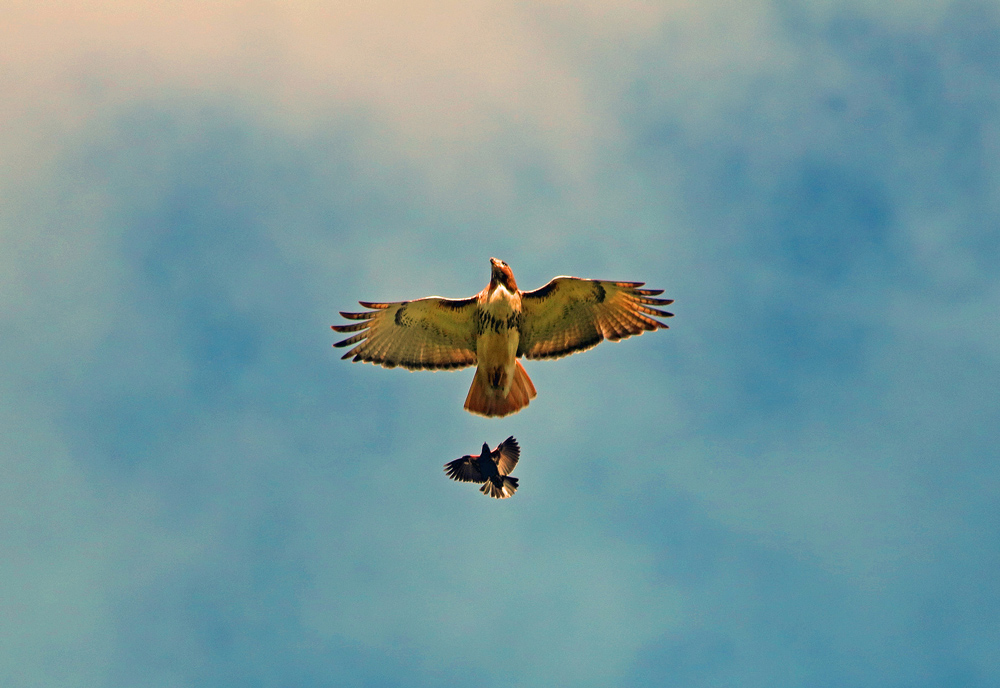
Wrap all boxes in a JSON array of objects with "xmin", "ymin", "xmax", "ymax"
[
  {"xmin": 443, "ymin": 436, "xmax": 521, "ymax": 499},
  {"xmin": 332, "ymin": 258, "xmax": 673, "ymax": 417}
]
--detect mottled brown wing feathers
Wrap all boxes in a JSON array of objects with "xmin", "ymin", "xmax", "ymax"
[
  {"xmin": 517, "ymin": 277, "xmax": 673, "ymax": 360},
  {"xmin": 332, "ymin": 296, "xmax": 479, "ymax": 370}
]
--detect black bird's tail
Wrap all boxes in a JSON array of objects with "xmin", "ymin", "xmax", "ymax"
[{"xmin": 481, "ymin": 475, "xmax": 518, "ymax": 499}]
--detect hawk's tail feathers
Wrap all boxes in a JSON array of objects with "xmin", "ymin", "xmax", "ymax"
[
  {"xmin": 480, "ymin": 475, "xmax": 519, "ymax": 499},
  {"xmin": 464, "ymin": 360, "xmax": 537, "ymax": 418}
]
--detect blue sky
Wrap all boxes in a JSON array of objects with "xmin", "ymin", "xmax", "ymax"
[{"xmin": 3, "ymin": 1, "xmax": 999, "ymax": 686}]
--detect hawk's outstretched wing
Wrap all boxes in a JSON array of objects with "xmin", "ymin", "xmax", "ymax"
[
  {"xmin": 332, "ymin": 296, "xmax": 479, "ymax": 370},
  {"xmin": 518, "ymin": 278, "xmax": 673, "ymax": 360},
  {"xmin": 444, "ymin": 456, "xmax": 485, "ymax": 484},
  {"xmin": 494, "ymin": 436, "xmax": 520, "ymax": 476}
]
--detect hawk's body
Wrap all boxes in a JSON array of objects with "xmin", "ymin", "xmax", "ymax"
[
  {"xmin": 443, "ymin": 436, "xmax": 521, "ymax": 499},
  {"xmin": 469, "ymin": 279, "xmax": 529, "ymax": 416},
  {"xmin": 332, "ymin": 258, "xmax": 673, "ymax": 417}
]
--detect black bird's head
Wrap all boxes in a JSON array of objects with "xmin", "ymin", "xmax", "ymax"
[
  {"xmin": 481, "ymin": 442, "xmax": 492, "ymax": 458},
  {"xmin": 489, "ymin": 258, "xmax": 518, "ymax": 293}
]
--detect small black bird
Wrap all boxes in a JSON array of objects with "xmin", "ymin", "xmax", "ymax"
[{"xmin": 444, "ymin": 436, "xmax": 520, "ymax": 499}]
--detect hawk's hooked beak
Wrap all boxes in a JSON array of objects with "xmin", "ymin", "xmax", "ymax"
[
  {"xmin": 488, "ymin": 258, "xmax": 517, "ymax": 293},
  {"xmin": 489, "ymin": 258, "xmax": 503, "ymax": 287}
]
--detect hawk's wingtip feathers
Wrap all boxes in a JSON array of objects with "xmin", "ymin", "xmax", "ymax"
[
  {"xmin": 637, "ymin": 306, "xmax": 674, "ymax": 319},
  {"xmin": 636, "ymin": 296, "xmax": 673, "ymax": 306},
  {"xmin": 338, "ymin": 310, "xmax": 376, "ymax": 320},
  {"xmin": 332, "ymin": 332, "xmax": 366, "ymax": 348},
  {"xmin": 330, "ymin": 321, "xmax": 368, "ymax": 333}
]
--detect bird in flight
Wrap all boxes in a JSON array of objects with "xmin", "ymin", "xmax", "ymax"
[
  {"xmin": 443, "ymin": 436, "xmax": 521, "ymax": 499},
  {"xmin": 332, "ymin": 258, "xmax": 673, "ymax": 417}
]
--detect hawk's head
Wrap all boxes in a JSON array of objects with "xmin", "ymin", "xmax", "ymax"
[{"xmin": 489, "ymin": 257, "xmax": 518, "ymax": 293}]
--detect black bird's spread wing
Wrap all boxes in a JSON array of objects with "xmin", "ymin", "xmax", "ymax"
[
  {"xmin": 493, "ymin": 436, "xmax": 520, "ymax": 476},
  {"xmin": 444, "ymin": 456, "xmax": 485, "ymax": 484}
]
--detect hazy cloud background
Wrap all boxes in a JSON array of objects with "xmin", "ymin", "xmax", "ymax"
[{"xmin": 3, "ymin": 1, "xmax": 998, "ymax": 685}]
